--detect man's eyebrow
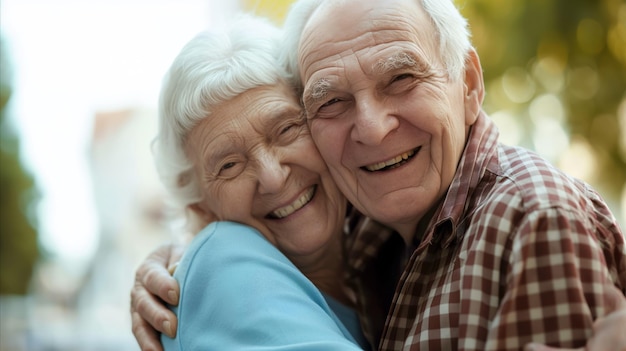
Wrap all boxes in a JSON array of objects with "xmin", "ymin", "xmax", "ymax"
[
  {"xmin": 303, "ymin": 77, "xmax": 331, "ymax": 107},
  {"xmin": 373, "ymin": 51, "xmax": 419, "ymax": 74}
]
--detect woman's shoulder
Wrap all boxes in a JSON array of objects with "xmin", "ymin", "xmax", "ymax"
[
  {"xmin": 168, "ymin": 221, "xmax": 363, "ymax": 350},
  {"xmin": 178, "ymin": 221, "xmax": 283, "ymax": 274},
  {"xmin": 175, "ymin": 220, "xmax": 308, "ymax": 301}
]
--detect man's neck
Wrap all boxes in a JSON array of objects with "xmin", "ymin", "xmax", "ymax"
[{"xmin": 392, "ymin": 200, "xmax": 443, "ymax": 247}]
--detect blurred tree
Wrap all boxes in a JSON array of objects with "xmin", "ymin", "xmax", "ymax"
[
  {"xmin": 0, "ymin": 38, "xmax": 41, "ymax": 295},
  {"xmin": 460, "ymin": 0, "xmax": 626, "ymax": 213}
]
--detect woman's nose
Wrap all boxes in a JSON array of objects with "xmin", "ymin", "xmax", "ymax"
[{"xmin": 256, "ymin": 150, "xmax": 289, "ymax": 195}]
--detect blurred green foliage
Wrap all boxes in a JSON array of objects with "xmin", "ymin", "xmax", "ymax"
[
  {"xmin": 460, "ymin": 0, "xmax": 626, "ymax": 206},
  {"xmin": 0, "ymin": 39, "xmax": 40, "ymax": 295}
]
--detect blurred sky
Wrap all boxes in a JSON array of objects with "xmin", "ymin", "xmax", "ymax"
[{"xmin": 0, "ymin": 0, "xmax": 242, "ymax": 266}]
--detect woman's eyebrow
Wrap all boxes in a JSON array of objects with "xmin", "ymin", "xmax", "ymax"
[
  {"xmin": 255, "ymin": 104, "xmax": 303, "ymax": 137},
  {"xmin": 200, "ymin": 135, "xmax": 230, "ymax": 163}
]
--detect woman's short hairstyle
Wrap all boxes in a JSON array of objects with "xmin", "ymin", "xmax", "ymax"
[
  {"xmin": 281, "ymin": 0, "xmax": 472, "ymax": 89},
  {"xmin": 153, "ymin": 15, "xmax": 291, "ymax": 228}
]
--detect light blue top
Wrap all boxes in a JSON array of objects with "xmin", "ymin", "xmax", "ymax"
[{"xmin": 162, "ymin": 221, "xmax": 366, "ymax": 351}]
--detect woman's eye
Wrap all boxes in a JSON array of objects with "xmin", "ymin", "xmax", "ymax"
[
  {"xmin": 276, "ymin": 122, "xmax": 305, "ymax": 144},
  {"xmin": 209, "ymin": 154, "xmax": 246, "ymax": 180},
  {"xmin": 280, "ymin": 124, "xmax": 294, "ymax": 135},
  {"xmin": 216, "ymin": 160, "xmax": 243, "ymax": 178},
  {"xmin": 278, "ymin": 116, "xmax": 306, "ymax": 138},
  {"xmin": 221, "ymin": 162, "xmax": 236, "ymax": 171}
]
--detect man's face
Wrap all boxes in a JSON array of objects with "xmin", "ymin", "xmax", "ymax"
[{"xmin": 298, "ymin": 0, "xmax": 482, "ymax": 235}]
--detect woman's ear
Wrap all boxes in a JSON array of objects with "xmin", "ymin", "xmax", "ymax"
[{"xmin": 463, "ymin": 48, "xmax": 485, "ymax": 126}]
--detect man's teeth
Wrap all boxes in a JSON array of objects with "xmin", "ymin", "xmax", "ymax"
[
  {"xmin": 271, "ymin": 186, "xmax": 315, "ymax": 219},
  {"xmin": 365, "ymin": 150, "xmax": 415, "ymax": 171}
]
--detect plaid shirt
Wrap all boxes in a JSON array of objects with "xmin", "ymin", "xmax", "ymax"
[{"xmin": 344, "ymin": 112, "xmax": 626, "ymax": 351}]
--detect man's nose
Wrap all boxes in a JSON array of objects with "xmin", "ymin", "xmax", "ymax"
[
  {"xmin": 351, "ymin": 96, "xmax": 399, "ymax": 145},
  {"xmin": 256, "ymin": 150, "xmax": 289, "ymax": 195}
]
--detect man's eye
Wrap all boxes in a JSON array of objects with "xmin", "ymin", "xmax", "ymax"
[
  {"xmin": 311, "ymin": 97, "xmax": 350, "ymax": 120},
  {"xmin": 321, "ymin": 98, "xmax": 341, "ymax": 108},
  {"xmin": 392, "ymin": 73, "xmax": 413, "ymax": 83}
]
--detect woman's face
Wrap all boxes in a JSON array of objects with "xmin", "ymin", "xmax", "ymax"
[{"xmin": 186, "ymin": 82, "xmax": 346, "ymax": 261}]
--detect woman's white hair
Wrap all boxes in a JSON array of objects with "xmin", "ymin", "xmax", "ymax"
[
  {"xmin": 281, "ymin": 0, "xmax": 472, "ymax": 89},
  {"xmin": 153, "ymin": 14, "xmax": 290, "ymax": 228}
]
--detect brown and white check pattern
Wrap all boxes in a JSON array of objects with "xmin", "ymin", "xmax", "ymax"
[{"xmin": 345, "ymin": 112, "xmax": 626, "ymax": 351}]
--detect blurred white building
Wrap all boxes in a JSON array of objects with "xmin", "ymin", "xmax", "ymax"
[{"xmin": 0, "ymin": 1, "xmax": 241, "ymax": 350}]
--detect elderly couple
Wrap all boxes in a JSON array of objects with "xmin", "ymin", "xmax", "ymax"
[{"xmin": 131, "ymin": 0, "xmax": 626, "ymax": 350}]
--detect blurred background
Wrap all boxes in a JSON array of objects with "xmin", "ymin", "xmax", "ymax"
[{"xmin": 0, "ymin": 0, "xmax": 624, "ymax": 350}]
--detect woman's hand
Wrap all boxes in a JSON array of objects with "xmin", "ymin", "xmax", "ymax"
[{"xmin": 130, "ymin": 243, "xmax": 185, "ymax": 351}]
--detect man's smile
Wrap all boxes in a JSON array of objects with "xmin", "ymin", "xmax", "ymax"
[{"xmin": 362, "ymin": 147, "xmax": 421, "ymax": 172}]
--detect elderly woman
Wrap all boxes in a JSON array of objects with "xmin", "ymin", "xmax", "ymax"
[{"xmin": 151, "ymin": 15, "xmax": 368, "ymax": 351}]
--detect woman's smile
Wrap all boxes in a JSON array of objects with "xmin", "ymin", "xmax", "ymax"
[{"xmin": 268, "ymin": 185, "xmax": 317, "ymax": 219}]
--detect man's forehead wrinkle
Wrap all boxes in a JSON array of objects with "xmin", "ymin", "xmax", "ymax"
[
  {"xmin": 299, "ymin": 36, "xmax": 352, "ymax": 89},
  {"xmin": 299, "ymin": 0, "xmax": 429, "ymax": 92},
  {"xmin": 301, "ymin": 46, "xmax": 352, "ymax": 104},
  {"xmin": 298, "ymin": 2, "xmax": 356, "ymax": 70}
]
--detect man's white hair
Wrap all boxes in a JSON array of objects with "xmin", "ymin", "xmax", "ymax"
[
  {"xmin": 153, "ymin": 14, "xmax": 291, "ymax": 226},
  {"xmin": 281, "ymin": 0, "xmax": 472, "ymax": 89}
]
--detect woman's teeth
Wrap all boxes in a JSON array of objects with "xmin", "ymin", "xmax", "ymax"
[
  {"xmin": 365, "ymin": 149, "xmax": 416, "ymax": 171},
  {"xmin": 271, "ymin": 186, "xmax": 316, "ymax": 219}
]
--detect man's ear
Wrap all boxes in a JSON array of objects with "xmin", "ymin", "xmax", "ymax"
[{"xmin": 463, "ymin": 48, "xmax": 485, "ymax": 126}]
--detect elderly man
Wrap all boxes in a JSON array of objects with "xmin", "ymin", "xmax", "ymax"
[
  {"xmin": 284, "ymin": 0, "xmax": 626, "ymax": 349},
  {"xmin": 131, "ymin": 0, "xmax": 626, "ymax": 350}
]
